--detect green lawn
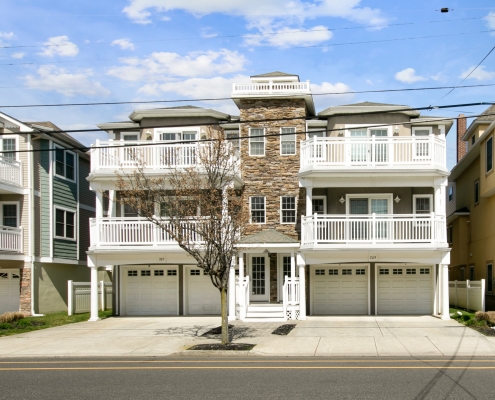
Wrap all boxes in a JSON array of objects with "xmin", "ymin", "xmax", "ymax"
[{"xmin": 0, "ymin": 310, "xmax": 112, "ymax": 337}]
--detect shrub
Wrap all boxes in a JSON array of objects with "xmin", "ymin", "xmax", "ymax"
[
  {"xmin": 462, "ymin": 315, "xmax": 471, "ymax": 322},
  {"xmin": 15, "ymin": 318, "xmax": 31, "ymax": 327},
  {"xmin": 0, "ymin": 312, "xmax": 26, "ymax": 324},
  {"xmin": 475, "ymin": 311, "xmax": 495, "ymax": 325},
  {"xmin": 0, "ymin": 323, "xmax": 11, "ymax": 329}
]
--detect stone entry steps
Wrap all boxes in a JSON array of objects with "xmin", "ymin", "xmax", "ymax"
[{"xmin": 243, "ymin": 303, "xmax": 286, "ymax": 322}]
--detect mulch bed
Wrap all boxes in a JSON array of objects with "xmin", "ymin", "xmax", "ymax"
[
  {"xmin": 188, "ymin": 343, "xmax": 255, "ymax": 351},
  {"xmin": 472, "ymin": 326, "xmax": 495, "ymax": 337},
  {"xmin": 201, "ymin": 325, "xmax": 234, "ymax": 336},
  {"xmin": 271, "ymin": 324, "xmax": 296, "ymax": 336}
]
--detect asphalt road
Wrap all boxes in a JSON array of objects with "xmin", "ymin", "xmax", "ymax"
[{"xmin": 0, "ymin": 357, "xmax": 494, "ymax": 399}]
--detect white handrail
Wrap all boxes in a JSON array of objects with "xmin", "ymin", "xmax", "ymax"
[
  {"xmin": 232, "ymin": 81, "xmax": 311, "ymax": 94},
  {"xmin": 302, "ymin": 213, "xmax": 446, "ymax": 245},
  {"xmin": 0, "ymin": 226, "xmax": 23, "ymax": 252},
  {"xmin": 283, "ymin": 276, "xmax": 300, "ymax": 321},
  {"xmin": 0, "ymin": 156, "xmax": 22, "ymax": 186},
  {"xmin": 300, "ymin": 136, "xmax": 446, "ymax": 169}
]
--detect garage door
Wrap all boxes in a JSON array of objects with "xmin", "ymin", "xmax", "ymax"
[
  {"xmin": 377, "ymin": 265, "xmax": 432, "ymax": 314},
  {"xmin": 0, "ymin": 270, "xmax": 20, "ymax": 313},
  {"xmin": 186, "ymin": 268, "xmax": 220, "ymax": 315},
  {"xmin": 124, "ymin": 266, "xmax": 178, "ymax": 316},
  {"xmin": 312, "ymin": 265, "xmax": 368, "ymax": 315}
]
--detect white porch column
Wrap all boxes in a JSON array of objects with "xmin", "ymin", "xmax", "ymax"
[
  {"xmin": 306, "ymin": 186, "xmax": 313, "ymax": 216},
  {"xmin": 108, "ymin": 190, "xmax": 116, "ymax": 217},
  {"xmin": 88, "ymin": 256, "xmax": 100, "ymax": 321},
  {"xmin": 228, "ymin": 259, "xmax": 236, "ymax": 321},
  {"xmin": 441, "ymin": 264, "xmax": 450, "ymax": 320},
  {"xmin": 238, "ymin": 253, "xmax": 244, "ymax": 281},
  {"xmin": 297, "ymin": 253, "xmax": 306, "ymax": 320},
  {"xmin": 95, "ymin": 190, "xmax": 103, "ymax": 219},
  {"xmin": 290, "ymin": 251, "xmax": 295, "ymax": 278}
]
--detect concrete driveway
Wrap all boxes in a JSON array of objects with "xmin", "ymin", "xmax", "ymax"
[{"xmin": 0, "ymin": 315, "xmax": 494, "ymax": 357}]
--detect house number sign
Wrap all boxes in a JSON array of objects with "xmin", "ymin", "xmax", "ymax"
[{"xmin": 369, "ymin": 255, "xmax": 377, "ymax": 261}]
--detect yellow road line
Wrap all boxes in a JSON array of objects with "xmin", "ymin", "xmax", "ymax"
[{"xmin": 1, "ymin": 366, "xmax": 495, "ymax": 371}]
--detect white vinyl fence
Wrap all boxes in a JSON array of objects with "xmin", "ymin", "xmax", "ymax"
[
  {"xmin": 449, "ymin": 280, "xmax": 485, "ymax": 312},
  {"xmin": 67, "ymin": 281, "xmax": 113, "ymax": 316}
]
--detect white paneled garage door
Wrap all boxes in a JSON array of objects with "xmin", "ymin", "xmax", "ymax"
[
  {"xmin": 124, "ymin": 266, "xmax": 178, "ymax": 316},
  {"xmin": 0, "ymin": 270, "xmax": 20, "ymax": 314},
  {"xmin": 312, "ymin": 265, "xmax": 369, "ymax": 315},
  {"xmin": 377, "ymin": 265, "xmax": 433, "ymax": 315},
  {"xmin": 186, "ymin": 268, "xmax": 220, "ymax": 315}
]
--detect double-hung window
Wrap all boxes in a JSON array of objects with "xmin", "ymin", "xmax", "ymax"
[
  {"xmin": 413, "ymin": 195, "xmax": 432, "ymax": 215},
  {"xmin": 55, "ymin": 146, "xmax": 75, "ymax": 181},
  {"xmin": 486, "ymin": 137, "xmax": 493, "ymax": 173},
  {"xmin": 474, "ymin": 180, "xmax": 480, "ymax": 204},
  {"xmin": 250, "ymin": 196, "xmax": 266, "ymax": 223},
  {"xmin": 1, "ymin": 137, "xmax": 16, "ymax": 161},
  {"xmin": 1, "ymin": 204, "xmax": 18, "ymax": 227},
  {"xmin": 249, "ymin": 128, "xmax": 265, "ymax": 156},
  {"xmin": 281, "ymin": 196, "xmax": 296, "ymax": 224},
  {"xmin": 55, "ymin": 208, "xmax": 76, "ymax": 240},
  {"xmin": 280, "ymin": 127, "xmax": 296, "ymax": 155},
  {"xmin": 225, "ymin": 131, "xmax": 240, "ymax": 152}
]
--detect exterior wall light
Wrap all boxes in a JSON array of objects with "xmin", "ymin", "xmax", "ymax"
[
  {"xmin": 339, "ymin": 196, "xmax": 345, "ymax": 204},
  {"xmin": 393, "ymin": 125, "xmax": 399, "ymax": 135},
  {"xmin": 394, "ymin": 195, "xmax": 401, "ymax": 203}
]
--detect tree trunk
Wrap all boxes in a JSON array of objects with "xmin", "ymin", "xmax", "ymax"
[{"xmin": 221, "ymin": 286, "xmax": 229, "ymax": 345}]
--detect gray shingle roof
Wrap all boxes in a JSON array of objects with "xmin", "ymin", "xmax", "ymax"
[
  {"xmin": 239, "ymin": 229, "xmax": 299, "ymax": 244},
  {"xmin": 475, "ymin": 104, "xmax": 495, "ymax": 122},
  {"xmin": 250, "ymin": 71, "xmax": 298, "ymax": 78}
]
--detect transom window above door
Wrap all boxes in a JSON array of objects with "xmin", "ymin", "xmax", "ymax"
[{"xmin": 156, "ymin": 128, "xmax": 199, "ymax": 142}]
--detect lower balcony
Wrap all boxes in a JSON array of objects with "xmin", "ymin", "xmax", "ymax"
[
  {"xmin": 301, "ymin": 214, "xmax": 447, "ymax": 249},
  {"xmin": 0, "ymin": 226, "xmax": 23, "ymax": 253},
  {"xmin": 90, "ymin": 217, "xmax": 203, "ymax": 249}
]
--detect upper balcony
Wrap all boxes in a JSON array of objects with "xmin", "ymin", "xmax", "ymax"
[
  {"xmin": 0, "ymin": 156, "xmax": 23, "ymax": 191},
  {"xmin": 0, "ymin": 226, "xmax": 23, "ymax": 253},
  {"xmin": 299, "ymin": 135, "xmax": 447, "ymax": 176},
  {"xmin": 89, "ymin": 140, "xmax": 242, "ymax": 185},
  {"xmin": 301, "ymin": 213, "xmax": 447, "ymax": 250}
]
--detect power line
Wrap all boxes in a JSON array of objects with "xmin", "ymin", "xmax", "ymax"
[
  {"xmin": 439, "ymin": 45, "xmax": 495, "ymax": 100},
  {"xmin": 1, "ymin": 85, "xmax": 495, "ymax": 109},
  {"xmin": 1, "ymin": 15, "xmax": 493, "ymax": 51}
]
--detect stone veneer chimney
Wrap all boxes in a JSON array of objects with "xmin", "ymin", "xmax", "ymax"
[{"xmin": 457, "ymin": 114, "xmax": 467, "ymax": 163}]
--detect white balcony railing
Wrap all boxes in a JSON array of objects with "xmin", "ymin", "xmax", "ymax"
[
  {"xmin": 300, "ymin": 136, "xmax": 446, "ymax": 170},
  {"xmin": 0, "ymin": 226, "xmax": 23, "ymax": 252},
  {"xmin": 90, "ymin": 217, "xmax": 204, "ymax": 247},
  {"xmin": 302, "ymin": 214, "xmax": 446, "ymax": 246},
  {"xmin": 0, "ymin": 157, "xmax": 22, "ymax": 187},
  {"xmin": 232, "ymin": 81, "xmax": 311, "ymax": 95},
  {"xmin": 91, "ymin": 140, "xmax": 239, "ymax": 173}
]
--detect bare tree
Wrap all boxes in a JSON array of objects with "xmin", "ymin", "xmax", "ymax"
[{"xmin": 114, "ymin": 129, "xmax": 246, "ymax": 344}]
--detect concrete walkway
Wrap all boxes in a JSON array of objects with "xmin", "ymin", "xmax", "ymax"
[{"xmin": 0, "ymin": 315, "xmax": 494, "ymax": 357}]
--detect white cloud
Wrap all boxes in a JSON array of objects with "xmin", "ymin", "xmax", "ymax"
[
  {"xmin": 311, "ymin": 81, "xmax": 354, "ymax": 106},
  {"xmin": 111, "ymin": 38, "xmax": 135, "ymax": 50},
  {"xmin": 394, "ymin": 68, "xmax": 427, "ymax": 84},
  {"xmin": 23, "ymin": 65, "xmax": 110, "ymax": 96},
  {"xmin": 459, "ymin": 65, "xmax": 495, "ymax": 81},
  {"xmin": 12, "ymin": 52, "xmax": 25, "ymax": 59},
  {"xmin": 39, "ymin": 36, "xmax": 79, "ymax": 57},
  {"xmin": 201, "ymin": 27, "xmax": 218, "ymax": 39},
  {"xmin": 366, "ymin": 79, "xmax": 373, "ymax": 86},
  {"xmin": 0, "ymin": 31, "xmax": 15, "ymax": 46},
  {"xmin": 484, "ymin": 11, "xmax": 495, "ymax": 35},
  {"xmin": 245, "ymin": 25, "xmax": 332, "ymax": 48},
  {"xmin": 122, "ymin": 0, "xmax": 388, "ymax": 46},
  {"xmin": 107, "ymin": 49, "xmax": 246, "ymax": 81}
]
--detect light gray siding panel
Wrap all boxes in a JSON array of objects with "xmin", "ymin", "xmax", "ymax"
[
  {"xmin": 34, "ymin": 195, "xmax": 41, "ymax": 257},
  {"xmin": 53, "ymin": 177, "xmax": 77, "ymax": 208},
  {"xmin": 40, "ymin": 140, "xmax": 50, "ymax": 257}
]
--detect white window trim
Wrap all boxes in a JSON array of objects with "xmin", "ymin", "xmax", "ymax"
[
  {"xmin": 0, "ymin": 135, "xmax": 19, "ymax": 162},
  {"xmin": 412, "ymin": 127, "xmax": 433, "ymax": 136},
  {"xmin": 306, "ymin": 129, "xmax": 326, "ymax": 140},
  {"xmin": 344, "ymin": 124, "xmax": 391, "ymax": 137},
  {"xmin": 280, "ymin": 196, "xmax": 297, "ymax": 224},
  {"xmin": 54, "ymin": 206, "xmax": 77, "ymax": 241},
  {"xmin": 412, "ymin": 194, "xmax": 433, "ymax": 214},
  {"xmin": 345, "ymin": 194, "xmax": 393, "ymax": 215},
  {"xmin": 280, "ymin": 127, "xmax": 296, "ymax": 156},
  {"xmin": 121, "ymin": 131, "xmax": 141, "ymax": 141},
  {"xmin": 249, "ymin": 196, "xmax": 266, "ymax": 224},
  {"xmin": 312, "ymin": 196, "xmax": 327, "ymax": 214},
  {"xmin": 486, "ymin": 136, "xmax": 493, "ymax": 174},
  {"xmin": 248, "ymin": 128, "xmax": 265, "ymax": 157},
  {"xmin": 225, "ymin": 130, "xmax": 240, "ymax": 151},
  {"xmin": 0, "ymin": 201, "xmax": 20, "ymax": 227},
  {"xmin": 54, "ymin": 145, "xmax": 76, "ymax": 183},
  {"xmin": 155, "ymin": 127, "xmax": 200, "ymax": 142}
]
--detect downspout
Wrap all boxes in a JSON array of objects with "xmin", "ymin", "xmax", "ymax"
[{"xmin": 29, "ymin": 133, "xmax": 43, "ymax": 316}]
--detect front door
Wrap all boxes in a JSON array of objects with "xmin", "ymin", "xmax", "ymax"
[{"xmin": 249, "ymin": 255, "xmax": 270, "ymax": 302}]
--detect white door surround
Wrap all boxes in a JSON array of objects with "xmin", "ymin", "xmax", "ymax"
[
  {"xmin": 248, "ymin": 254, "xmax": 270, "ymax": 302},
  {"xmin": 310, "ymin": 264, "xmax": 370, "ymax": 315}
]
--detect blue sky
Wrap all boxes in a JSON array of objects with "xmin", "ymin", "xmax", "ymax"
[{"xmin": 1, "ymin": 0, "xmax": 495, "ymax": 169}]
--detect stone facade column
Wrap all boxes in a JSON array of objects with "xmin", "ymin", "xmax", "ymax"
[{"xmin": 20, "ymin": 264, "xmax": 31, "ymax": 314}]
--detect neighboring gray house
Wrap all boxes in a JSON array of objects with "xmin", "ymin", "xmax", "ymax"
[{"xmin": 0, "ymin": 112, "xmax": 99, "ymax": 314}]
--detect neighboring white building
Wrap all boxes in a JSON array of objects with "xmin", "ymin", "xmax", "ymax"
[{"xmin": 87, "ymin": 72, "xmax": 453, "ymax": 321}]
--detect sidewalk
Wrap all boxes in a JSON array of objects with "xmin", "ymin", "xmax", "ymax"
[{"xmin": 0, "ymin": 315, "xmax": 494, "ymax": 357}]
